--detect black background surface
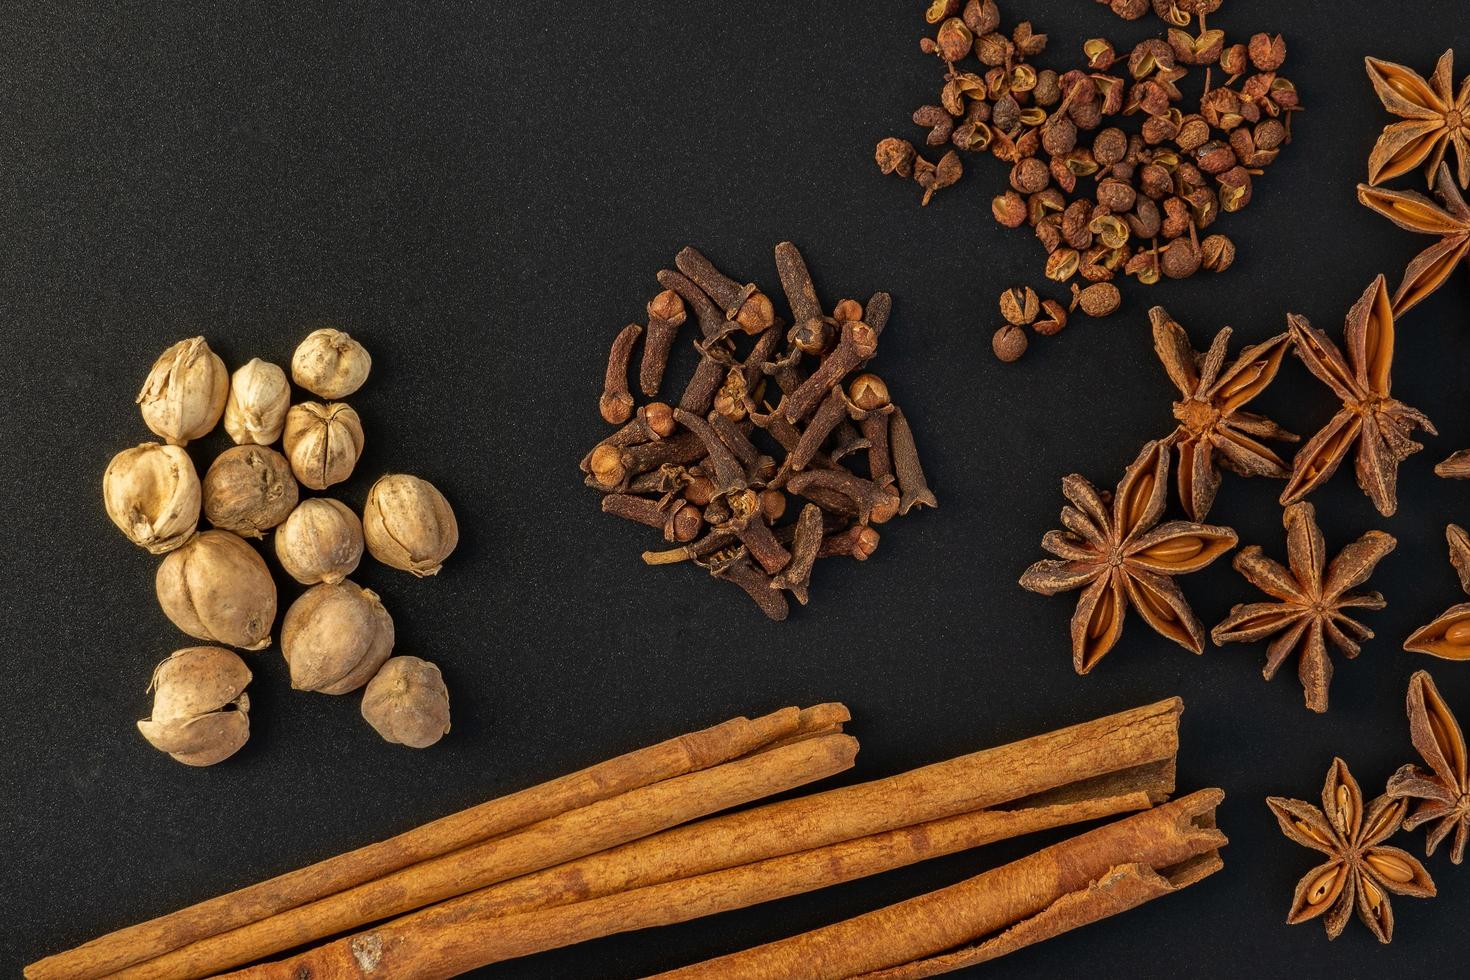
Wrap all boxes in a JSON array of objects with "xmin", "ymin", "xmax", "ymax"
[{"xmin": 3, "ymin": 1, "xmax": 1469, "ymax": 977}]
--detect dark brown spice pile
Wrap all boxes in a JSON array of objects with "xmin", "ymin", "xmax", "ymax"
[
  {"xmin": 878, "ymin": 0, "xmax": 1299, "ymax": 308},
  {"xmin": 581, "ymin": 243, "xmax": 936, "ymax": 620}
]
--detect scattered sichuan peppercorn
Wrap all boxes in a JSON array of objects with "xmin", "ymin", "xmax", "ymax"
[
  {"xmin": 582, "ymin": 243, "xmax": 935, "ymax": 619},
  {"xmin": 876, "ymin": 0, "xmax": 1301, "ymax": 304}
]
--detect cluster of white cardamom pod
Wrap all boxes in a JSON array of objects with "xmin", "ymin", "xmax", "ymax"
[{"xmin": 108, "ymin": 329, "xmax": 457, "ymax": 767}]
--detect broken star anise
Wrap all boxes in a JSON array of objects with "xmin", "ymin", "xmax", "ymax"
[
  {"xmin": 1403, "ymin": 524, "xmax": 1470, "ymax": 659},
  {"xmin": 1150, "ymin": 306, "xmax": 1296, "ymax": 522},
  {"xmin": 1365, "ymin": 50, "xmax": 1470, "ymax": 189},
  {"xmin": 1357, "ymin": 163, "xmax": 1470, "ymax": 316},
  {"xmin": 1387, "ymin": 670, "xmax": 1470, "ymax": 865},
  {"xmin": 1268, "ymin": 758, "xmax": 1435, "ymax": 944},
  {"xmin": 1211, "ymin": 502, "xmax": 1395, "ymax": 713},
  {"xmin": 1019, "ymin": 439, "xmax": 1237, "ymax": 674},
  {"xmin": 1280, "ymin": 275, "xmax": 1435, "ymax": 517}
]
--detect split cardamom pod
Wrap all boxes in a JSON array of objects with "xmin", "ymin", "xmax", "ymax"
[
  {"xmin": 223, "ymin": 358, "xmax": 291, "ymax": 445},
  {"xmin": 274, "ymin": 498, "xmax": 364, "ymax": 585},
  {"xmin": 136, "ymin": 337, "xmax": 228, "ymax": 446},
  {"xmin": 202, "ymin": 445, "xmax": 298, "ymax": 538},
  {"xmin": 362, "ymin": 474, "xmax": 459, "ymax": 577},
  {"xmin": 136, "ymin": 646, "xmax": 251, "ymax": 767},
  {"xmin": 281, "ymin": 580, "xmax": 394, "ymax": 694},
  {"xmin": 291, "ymin": 328, "xmax": 372, "ymax": 399},
  {"xmin": 156, "ymin": 530, "xmax": 277, "ymax": 650},
  {"xmin": 283, "ymin": 402, "xmax": 364, "ymax": 490},
  {"xmin": 361, "ymin": 656, "xmax": 450, "ymax": 748},
  {"xmin": 103, "ymin": 442, "xmax": 201, "ymax": 554}
]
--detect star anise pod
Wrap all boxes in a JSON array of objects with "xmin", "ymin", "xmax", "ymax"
[
  {"xmin": 1211, "ymin": 502, "xmax": 1394, "ymax": 713},
  {"xmin": 1150, "ymin": 307, "xmax": 1296, "ymax": 521},
  {"xmin": 1403, "ymin": 524, "xmax": 1470, "ymax": 659},
  {"xmin": 1357, "ymin": 163, "xmax": 1470, "ymax": 315},
  {"xmin": 1366, "ymin": 50, "xmax": 1470, "ymax": 189},
  {"xmin": 1267, "ymin": 758, "xmax": 1435, "ymax": 944},
  {"xmin": 1387, "ymin": 670, "xmax": 1470, "ymax": 864},
  {"xmin": 1280, "ymin": 275, "xmax": 1435, "ymax": 517},
  {"xmin": 1019, "ymin": 439, "xmax": 1237, "ymax": 674}
]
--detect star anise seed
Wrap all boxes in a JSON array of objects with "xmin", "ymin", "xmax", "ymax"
[
  {"xmin": 1268, "ymin": 758, "xmax": 1435, "ymax": 944},
  {"xmin": 1387, "ymin": 670, "xmax": 1470, "ymax": 865},
  {"xmin": 1212, "ymin": 502, "xmax": 1394, "ymax": 713}
]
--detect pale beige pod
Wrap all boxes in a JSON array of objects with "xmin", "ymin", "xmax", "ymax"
[
  {"xmin": 156, "ymin": 530, "xmax": 277, "ymax": 650},
  {"xmin": 222, "ymin": 358, "xmax": 290, "ymax": 445},
  {"xmin": 102, "ymin": 442, "xmax": 201, "ymax": 554},
  {"xmin": 361, "ymin": 656, "xmax": 450, "ymax": 748},
  {"xmin": 202, "ymin": 445, "xmax": 298, "ymax": 538},
  {"xmin": 282, "ymin": 402, "xmax": 364, "ymax": 490},
  {"xmin": 274, "ymin": 498, "xmax": 363, "ymax": 585},
  {"xmin": 281, "ymin": 581, "xmax": 394, "ymax": 694},
  {"xmin": 291, "ymin": 328, "xmax": 371, "ymax": 399},
  {"xmin": 136, "ymin": 646, "xmax": 251, "ymax": 766},
  {"xmin": 362, "ymin": 474, "xmax": 458, "ymax": 576},
  {"xmin": 136, "ymin": 336, "xmax": 228, "ymax": 445}
]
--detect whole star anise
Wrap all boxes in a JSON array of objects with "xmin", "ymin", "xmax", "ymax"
[
  {"xmin": 1150, "ymin": 306, "xmax": 1296, "ymax": 521},
  {"xmin": 1387, "ymin": 670, "xmax": 1470, "ymax": 865},
  {"xmin": 1357, "ymin": 163, "xmax": 1470, "ymax": 315},
  {"xmin": 1365, "ymin": 50, "xmax": 1470, "ymax": 189},
  {"xmin": 1019, "ymin": 439, "xmax": 1237, "ymax": 674},
  {"xmin": 1267, "ymin": 758, "xmax": 1435, "ymax": 944},
  {"xmin": 1280, "ymin": 275, "xmax": 1435, "ymax": 517},
  {"xmin": 1403, "ymin": 524, "xmax": 1470, "ymax": 659},
  {"xmin": 1211, "ymin": 502, "xmax": 1394, "ymax": 713}
]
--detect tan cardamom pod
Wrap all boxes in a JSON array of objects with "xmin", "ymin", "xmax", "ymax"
[
  {"xmin": 136, "ymin": 337, "xmax": 228, "ymax": 445},
  {"xmin": 223, "ymin": 358, "xmax": 290, "ymax": 445},
  {"xmin": 274, "ymin": 497, "xmax": 364, "ymax": 585},
  {"xmin": 136, "ymin": 646, "xmax": 251, "ymax": 767},
  {"xmin": 362, "ymin": 474, "xmax": 459, "ymax": 577},
  {"xmin": 361, "ymin": 656, "xmax": 451, "ymax": 748},
  {"xmin": 203, "ymin": 445, "xmax": 299, "ymax": 538},
  {"xmin": 281, "ymin": 581, "xmax": 394, "ymax": 694},
  {"xmin": 283, "ymin": 402, "xmax": 364, "ymax": 490},
  {"xmin": 103, "ymin": 442, "xmax": 201, "ymax": 554},
  {"xmin": 291, "ymin": 328, "xmax": 372, "ymax": 399},
  {"xmin": 156, "ymin": 530, "xmax": 277, "ymax": 650}
]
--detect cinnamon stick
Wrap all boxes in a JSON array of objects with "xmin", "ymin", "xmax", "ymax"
[
  {"xmin": 26, "ymin": 704, "xmax": 847, "ymax": 980},
  {"xmin": 657, "ymin": 789, "xmax": 1226, "ymax": 979},
  {"xmin": 231, "ymin": 795, "xmax": 1154, "ymax": 979}
]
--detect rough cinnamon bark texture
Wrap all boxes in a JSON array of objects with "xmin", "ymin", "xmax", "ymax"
[
  {"xmin": 658, "ymin": 790, "xmax": 1226, "ymax": 980},
  {"xmin": 232, "ymin": 796, "xmax": 1154, "ymax": 979},
  {"xmin": 25, "ymin": 704, "xmax": 846, "ymax": 980}
]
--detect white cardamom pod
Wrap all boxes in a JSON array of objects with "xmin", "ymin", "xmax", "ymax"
[
  {"xmin": 223, "ymin": 358, "xmax": 290, "ymax": 445},
  {"xmin": 136, "ymin": 336, "xmax": 228, "ymax": 445}
]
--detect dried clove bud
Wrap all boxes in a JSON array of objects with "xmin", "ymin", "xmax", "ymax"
[
  {"xmin": 202, "ymin": 445, "xmax": 297, "ymax": 539},
  {"xmin": 137, "ymin": 337, "xmax": 228, "ymax": 446},
  {"xmin": 283, "ymin": 402, "xmax": 364, "ymax": 490},
  {"xmin": 291, "ymin": 328, "xmax": 372, "ymax": 400},
  {"xmin": 275, "ymin": 497, "xmax": 364, "ymax": 585},
  {"xmin": 222, "ymin": 358, "xmax": 290, "ymax": 446},
  {"xmin": 103, "ymin": 442, "xmax": 200, "ymax": 554},
  {"xmin": 639, "ymin": 290, "xmax": 687, "ymax": 398},
  {"xmin": 993, "ymin": 325, "xmax": 1028, "ymax": 362},
  {"xmin": 361, "ymin": 656, "xmax": 451, "ymax": 748},
  {"xmin": 136, "ymin": 646, "xmax": 251, "ymax": 767},
  {"xmin": 600, "ymin": 322, "xmax": 642, "ymax": 424},
  {"xmin": 820, "ymin": 524, "xmax": 881, "ymax": 560},
  {"xmin": 675, "ymin": 246, "xmax": 775, "ymax": 335},
  {"xmin": 156, "ymin": 530, "xmax": 277, "ymax": 650},
  {"xmin": 281, "ymin": 581, "xmax": 394, "ymax": 694},
  {"xmin": 362, "ymin": 473, "xmax": 459, "ymax": 577}
]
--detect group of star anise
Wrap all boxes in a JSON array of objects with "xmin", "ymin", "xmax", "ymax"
[{"xmin": 1019, "ymin": 47, "xmax": 1470, "ymax": 945}]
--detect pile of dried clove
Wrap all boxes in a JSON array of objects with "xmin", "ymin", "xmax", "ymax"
[
  {"xmin": 581, "ymin": 243, "xmax": 936, "ymax": 620},
  {"xmin": 877, "ymin": 0, "xmax": 1298, "ymax": 293}
]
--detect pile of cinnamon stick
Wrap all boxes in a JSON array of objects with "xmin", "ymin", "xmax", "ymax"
[{"xmin": 27, "ymin": 699, "xmax": 1223, "ymax": 979}]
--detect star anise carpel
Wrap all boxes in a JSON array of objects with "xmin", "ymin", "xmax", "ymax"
[
  {"xmin": 1268, "ymin": 758, "xmax": 1435, "ymax": 944},
  {"xmin": 1403, "ymin": 524, "xmax": 1470, "ymax": 659},
  {"xmin": 1150, "ymin": 306, "xmax": 1296, "ymax": 522},
  {"xmin": 1211, "ymin": 502, "xmax": 1394, "ymax": 713},
  {"xmin": 1387, "ymin": 670, "xmax": 1470, "ymax": 865},
  {"xmin": 1280, "ymin": 275, "xmax": 1435, "ymax": 517},
  {"xmin": 1019, "ymin": 439, "xmax": 1237, "ymax": 675},
  {"xmin": 1357, "ymin": 162, "xmax": 1470, "ymax": 315},
  {"xmin": 1366, "ymin": 50, "xmax": 1470, "ymax": 190}
]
